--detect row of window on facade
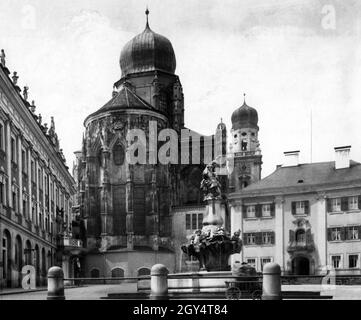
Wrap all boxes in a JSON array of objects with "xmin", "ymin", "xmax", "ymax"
[
  {"xmin": 0, "ymin": 122, "xmax": 67, "ymax": 210},
  {"xmin": 330, "ymin": 253, "xmax": 360, "ymax": 269},
  {"xmin": 244, "ymin": 255, "xmax": 360, "ymax": 270},
  {"xmin": 242, "ymin": 203, "xmax": 275, "ymax": 218},
  {"xmin": 241, "ymin": 196, "xmax": 361, "ymax": 219},
  {"xmin": 291, "ymin": 197, "xmax": 361, "ymax": 215},
  {"xmin": 328, "ymin": 226, "xmax": 361, "ymax": 241},
  {"xmin": 0, "ymin": 137, "xmax": 69, "ymax": 236},
  {"xmin": 245, "ymin": 257, "xmax": 273, "ymax": 271},
  {"xmin": 89, "ymin": 267, "xmax": 151, "ymax": 278},
  {"xmin": 327, "ymin": 196, "xmax": 361, "ymax": 213},
  {"xmin": 243, "ymin": 232, "xmax": 275, "ymax": 245},
  {"xmin": 0, "ymin": 187, "xmax": 67, "ymax": 236}
]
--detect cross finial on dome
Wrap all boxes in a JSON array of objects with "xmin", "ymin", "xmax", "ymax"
[
  {"xmin": 243, "ymin": 93, "xmax": 246, "ymax": 104},
  {"xmin": 145, "ymin": 7, "xmax": 150, "ymax": 29}
]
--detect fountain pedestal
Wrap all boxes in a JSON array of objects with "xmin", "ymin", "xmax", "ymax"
[{"xmin": 182, "ymin": 198, "xmax": 242, "ymax": 272}]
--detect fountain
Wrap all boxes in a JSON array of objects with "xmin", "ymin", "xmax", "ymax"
[{"xmin": 181, "ymin": 161, "xmax": 242, "ymax": 271}]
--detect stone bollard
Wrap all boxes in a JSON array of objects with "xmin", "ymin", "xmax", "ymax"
[
  {"xmin": 150, "ymin": 264, "xmax": 169, "ymax": 300},
  {"xmin": 47, "ymin": 266, "xmax": 65, "ymax": 300},
  {"xmin": 262, "ymin": 262, "xmax": 282, "ymax": 300}
]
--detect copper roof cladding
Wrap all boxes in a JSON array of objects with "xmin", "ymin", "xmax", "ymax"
[
  {"xmin": 119, "ymin": 23, "xmax": 176, "ymax": 77},
  {"xmin": 231, "ymin": 101, "xmax": 259, "ymax": 130},
  {"xmin": 232, "ymin": 160, "xmax": 361, "ymax": 195}
]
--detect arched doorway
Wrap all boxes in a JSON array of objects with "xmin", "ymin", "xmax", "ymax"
[
  {"xmin": 24, "ymin": 240, "xmax": 32, "ymax": 265},
  {"xmin": 2, "ymin": 229, "xmax": 12, "ymax": 287},
  {"xmin": 41, "ymin": 248, "xmax": 46, "ymax": 284},
  {"xmin": 47, "ymin": 251, "xmax": 52, "ymax": 270},
  {"xmin": 15, "ymin": 235, "xmax": 23, "ymax": 287},
  {"xmin": 292, "ymin": 256, "xmax": 310, "ymax": 275},
  {"xmin": 34, "ymin": 245, "xmax": 40, "ymax": 286}
]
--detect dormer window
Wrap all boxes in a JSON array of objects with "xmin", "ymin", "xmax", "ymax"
[{"xmin": 241, "ymin": 132, "xmax": 247, "ymax": 136}]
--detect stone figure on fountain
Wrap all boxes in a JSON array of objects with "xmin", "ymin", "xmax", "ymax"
[
  {"xmin": 181, "ymin": 161, "xmax": 243, "ymax": 271},
  {"xmin": 200, "ymin": 161, "xmax": 222, "ymax": 201}
]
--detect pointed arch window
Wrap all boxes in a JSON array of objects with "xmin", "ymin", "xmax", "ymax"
[{"xmin": 113, "ymin": 143, "xmax": 125, "ymax": 166}]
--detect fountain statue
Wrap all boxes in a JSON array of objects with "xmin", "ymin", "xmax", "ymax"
[{"xmin": 181, "ymin": 161, "xmax": 243, "ymax": 271}]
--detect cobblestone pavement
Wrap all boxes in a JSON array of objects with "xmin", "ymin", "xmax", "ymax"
[
  {"xmin": 0, "ymin": 283, "xmax": 138, "ymax": 300},
  {"xmin": 1, "ymin": 284, "xmax": 361, "ymax": 300},
  {"xmin": 284, "ymin": 284, "xmax": 361, "ymax": 300}
]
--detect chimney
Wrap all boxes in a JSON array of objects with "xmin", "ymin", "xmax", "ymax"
[
  {"xmin": 282, "ymin": 150, "xmax": 300, "ymax": 167},
  {"xmin": 334, "ymin": 146, "xmax": 351, "ymax": 169}
]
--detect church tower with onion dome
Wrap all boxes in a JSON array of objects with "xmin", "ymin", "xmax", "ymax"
[
  {"xmin": 229, "ymin": 94, "xmax": 262, "ymax": 192},
  {"xmin": 73, "ymin": 9, "xmax": 217, "ymax": 277},
  {"xmin": 115, "ymin": 8, "xmax": 184, "ymax": 132}
]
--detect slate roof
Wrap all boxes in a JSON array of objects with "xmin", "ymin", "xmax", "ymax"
[
  {"xmin": 232, "ymin": 160, "xmax": 361, "ymax": 196},
  {"xmin": 85, "ymin": 84, "xmax": 157, "ymax": 122}
]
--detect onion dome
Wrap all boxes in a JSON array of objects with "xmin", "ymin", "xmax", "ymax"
[
  {"xmin": 119, "ymin": 9, "xmax": 176, "ymax": 77},
  {"xmin": 217, "ymin": 118, "xmax": 227, "ymax": 131},
  {"xmin": 231, "ymin": 94, "xmax": 258, "ymax": 130}
]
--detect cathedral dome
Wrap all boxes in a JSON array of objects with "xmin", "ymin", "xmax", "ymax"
[
  {"xmin": 231, "ymin": 96, "xmax": 258, "ymax": 130},
  {"xmin": 119, "ymin": 10, "xmax": 176, "ymax": 77}
]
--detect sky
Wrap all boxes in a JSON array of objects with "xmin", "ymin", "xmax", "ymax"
[{"xmin": 0, "ymin": 0, "xmax": 360, "ymax": 178}]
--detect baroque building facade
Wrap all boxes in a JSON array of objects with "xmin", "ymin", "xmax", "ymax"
[
  {"xmin": 0, "ymin": 52, "xmax": 76, "ymax": 288},
  {"xmin": 229, "ymin": 145, "xmax": 361, "ymax": 275},
  {"xmin": 73, "ymin": 12, "xmax": 227, "ymax": 277}
]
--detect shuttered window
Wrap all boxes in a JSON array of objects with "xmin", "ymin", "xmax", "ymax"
[
  {"xmin": 246, "ymin": 205, "xmax": 256, "ymax": 218},
  {"xmin": 346, "ymin": 226, "xmax": 359, "ymax": 240},
  {"xmin": 243, "ymin": 231, "xmax": 275, "ymax": 246},
  {"xmin": 291, "ymin": 201, "xmax": 310, "ymax": 215},
  {"xmin": 331, "ymin": 198, "xmax": 341, "ymax": 212},
  {"xmin": 262, "ymin": 204, "xmax": 271, "ymax": 217},
  {"xmin": 348, "ymin": 196, "xmax": 358, "ymax": 210}
]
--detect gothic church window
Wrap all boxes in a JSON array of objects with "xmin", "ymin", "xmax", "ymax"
[{"xmin": 113, "ymin": 143, "xmax": 125, "ymax": 166}]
